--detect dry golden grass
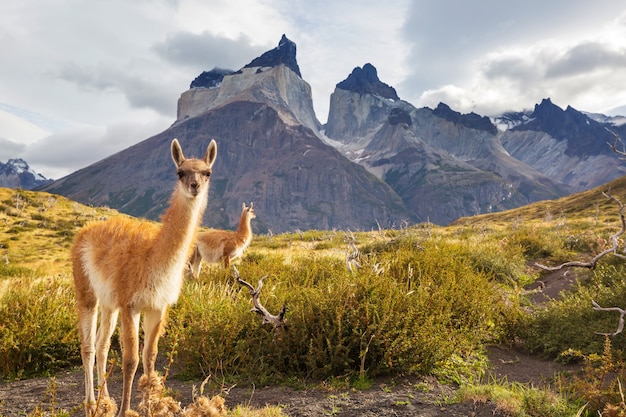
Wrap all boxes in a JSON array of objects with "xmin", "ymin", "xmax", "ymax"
[
  {"xmin": 0, "ymin": 188, "xmax": 124, "ymax": 273},
  {"xmin": 452, "ymin": 175, "xmax": 626, "ymax": 228}
]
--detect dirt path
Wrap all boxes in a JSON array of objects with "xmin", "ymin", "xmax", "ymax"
[{"xmin": 0, "ymin": 344, "xmax": 577, "ymax": 417}]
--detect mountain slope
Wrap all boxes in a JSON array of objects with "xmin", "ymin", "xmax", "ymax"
[
  {"xmin": 452, "ymin": 174, "xmax": 626, "ymax": 226},
  {"xmin": 42, "ymin": 101, "xmax": 416, "ymax": 232}
]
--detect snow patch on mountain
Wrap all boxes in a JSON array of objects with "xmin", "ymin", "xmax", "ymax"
[{"xmin": 0, "ymin": 158, "xmax": 51, "ymax": 189}]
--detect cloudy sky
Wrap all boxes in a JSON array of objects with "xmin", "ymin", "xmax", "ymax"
[{"xmin": 2, "ymin": 0, "xmax": 626, "ymax": 179}]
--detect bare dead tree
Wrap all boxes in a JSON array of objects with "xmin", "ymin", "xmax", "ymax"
[
  {"xmin": 344, "ymin": 230, "xmax": 361, "ymax": 273},
  {"xmin": 534, "ymin": 153, "xmax": 626, "ymax": 334},
  {"xmin": 535, "ymin": 132, "xmax": 626, "ymax": 336},
  {"xmin": 609, "ymin": 131, "xmax": 626, "ymax": 160},
  {"xmin": 233, "ymin": 266, "xmax": 287, "ymax": 329}
]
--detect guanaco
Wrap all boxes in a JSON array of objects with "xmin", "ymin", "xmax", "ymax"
[
  {"xmin": 72, "ymin": 138, "xmax": 217, "ymax": 417},
  {"xmin": 189, "ymin": 202, "xmax": 256, "ymax": 278}
]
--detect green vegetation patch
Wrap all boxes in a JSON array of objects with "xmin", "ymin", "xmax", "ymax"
[{"xmin": 0, "ymin": 277, "xmax": 80, "ymax": 379}]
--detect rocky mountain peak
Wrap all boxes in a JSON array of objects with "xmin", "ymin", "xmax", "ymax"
[
  {"xmin": 531, "ymin": 98, "xmax": 562, "ymax": 120},
  {"xmin": 514, "ymin": 98, "xmax": 616, "ymax": 156},
  {"xmin": 190, "ymin": 67, "xmax": 235, "ymax": 89},
  {"xmin": 432, "ymin": 103, "xmax": 497, "ymax": 135},
  {"xmin": 0, "ymin": 158, "xmax": 51, "ymax": 190},
  {"xmin": 336, "ymin": 63, "xmax": 399, "ymax": 100},
  {"xmin": 243, "ymin": 34, "xmax": 301, "ymax": 78},
  {"xmin": 176, "ymin": 34, "xmax": 319, "ymax": 133}
]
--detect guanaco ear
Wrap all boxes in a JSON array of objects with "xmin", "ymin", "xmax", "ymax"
[
  {"xmin": 204, "ymin": 139, "xmax": 217, "ymax": 168},
  {"xmin": 242, "ymin": 202, "xmax": 246, "ymax": 210},
  {"xmin": 171, "ymin": 139, "xmax": 185, "ymax": 167},
  {"xmin": 250, "ymin": 202, "xmax": 254, "ymax": 208}
]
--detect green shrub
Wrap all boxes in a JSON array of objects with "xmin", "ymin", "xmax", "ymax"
[
  {"xmin": 0, "ymin": 277, "xmax": 80, "ymax": 379},
  {"xmin": 166, "ymin": 238, "xmax": 515, "ymax": 384},
  {"xmin": 0, "ymin": 263, "xmax": 35, "ymax": 278},
  {"xmin": 520, "ymin": 264, "xmax": 626, "ymax": 358},
  {"xmin": 510, "ymin": 228, "xmax": 555, "ymax": 259}
]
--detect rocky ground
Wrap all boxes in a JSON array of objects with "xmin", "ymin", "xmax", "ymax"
[{"xmin": 0, "ymin": 345, "xmax": 578, "ymax": 417}]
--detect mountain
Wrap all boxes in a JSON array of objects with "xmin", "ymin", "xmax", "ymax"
[
  {"xmin": 176, "ymin": 36, "xmax": 320, "ymax": 136},
  {"xmin": 40, "ymin": 36, "xmax": 417, "ymax": 233},
  {"xmin": 37, "ymin": 35, "xmax": 626, "ymax": 230},
  {"xmin": 497, "ymin": 98, "xmax": 626, "ymax": 191},
  {"xmin": 323, "ymin": 64, "xmax": 569, "ymax": 224},
  {"xmin": 0, "ymin": 159, "xmax": 51, "ymax": 190}
]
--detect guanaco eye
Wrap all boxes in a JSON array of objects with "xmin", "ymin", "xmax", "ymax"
[
  {"xmin": 204, "ymin": 171, "xmax": 212, "ymax": 178},
  {"xmin": 177, "ymin": 170, "xmax": 185, "ymax": 179}
]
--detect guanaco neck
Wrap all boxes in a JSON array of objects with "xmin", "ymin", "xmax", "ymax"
[
  {"xmin": 236, "ymin": 211, "xmax": 252, "ymax": 238},
  {"xmin": 151, "ymin": 184, "xmax": 208, "ymax": 265}
]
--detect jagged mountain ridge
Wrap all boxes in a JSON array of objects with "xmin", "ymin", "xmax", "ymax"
[
  {"xmin": 40, "ymin": 36, "xmax": 417, "ymax": 232},
  {"xmin": 324, "ymin": 64, "xmax": 570, "ymax": 224},
  {"xmin": 498, "ymin": 98, "xmax": 626, "ymax": 191},
  {"xmin": 38, "ymin": 35, "xmax": 626, "ymax": 230},
  {"xmin": 0, "ymin": 159, "xmax": 50, "ymax": 190}
]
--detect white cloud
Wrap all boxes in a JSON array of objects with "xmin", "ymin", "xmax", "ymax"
[
  {"xmin": 21, "ymin": 114, "xmax": 171, "ymax": 180},
  {"xmin": 0, "ymin": 138, "xmax": 27, "ymax": 163},
  {"xmin": 153, "ymin": 31, "xmax": 268, "ymax": 71},
  {"xmin": 0, "ymin": 108, "xmax": 50, "ymax": 145},
  {"xmin": 0, "ymin": 0, "xmax": 625, "ymax": 181},
  {"xmin": 410, "ymin": 8, "xmax": 626, "ymax": 115}
]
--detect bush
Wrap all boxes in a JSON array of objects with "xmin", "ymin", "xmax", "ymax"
[
  {"xmin": 165, "ymin": 237, "xmax": 516, "ymax": 384},
  {"xmin": 0, "ymin": 277, "xmax": 80, "ymax": 379},
  {"xmin": 520, "ymin": 264, "xmax": 626, "ymax": 358}
]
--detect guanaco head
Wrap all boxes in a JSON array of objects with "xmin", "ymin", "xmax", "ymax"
[
  {"xmin": 171, "ymin": 138, "xmax": 217, "ymax": 198},
  {"xmin": 243, "ymin": 202, "xmax": 256, "ymax": 220}
]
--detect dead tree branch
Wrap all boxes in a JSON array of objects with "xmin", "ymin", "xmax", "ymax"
[
  {"xmin": 535, "ymin": 190, "xmax": 626, "ymax": 271},
  {"xmin": 344, "ymin": 231, "xmax": 361, "ymax": 273},
  {"xmin": 608, "ymin": 131, "xmax": 626, "ymax": 160},
  {"xmin": 592, "ymin": 300, "xmax": 626, "ymax": 336},
  {"xmin": 233, "ymin": 266, "xmax": 287, "ymax": 329},
  {"xmin": 534, "ymin": 188, "xmax": 626, "ymax": 334}
]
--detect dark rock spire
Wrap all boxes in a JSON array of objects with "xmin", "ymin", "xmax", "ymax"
[
  {"xmin": 433, "ymin": 103, "xmax": 497, "ymax": 135},
  {"xmin": 243, "ymin": 34, "xmax": 302, "ymax": 78},
  {"xmin": 336, "ymin": 63, "xmax": 399, "ymax": 100},
  {"xmin": 190, "ymin": 67, "xmax": 235, "ymax": 89}
]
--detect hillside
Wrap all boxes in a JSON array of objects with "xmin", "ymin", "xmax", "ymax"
[
  {"xmin": 0, "ymin": 188, "xmax": 122, "ymax": 275},
  {"xmin": 452, "ymin": 174, "xmax": 626, "ymax": 226}
]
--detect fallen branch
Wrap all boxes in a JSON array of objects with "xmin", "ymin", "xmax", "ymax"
[
  {"xmin": 592, "ymin": 300, "xmax": 626, "ymax": 336},
  {"xmin": 233, "ymin": 266, "xmax": 287, "ymax": 329}
]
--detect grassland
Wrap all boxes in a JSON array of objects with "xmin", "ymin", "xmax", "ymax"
[{"xmin": 4, "ymin": 176, "xmax": 626, "ymax": 416}]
